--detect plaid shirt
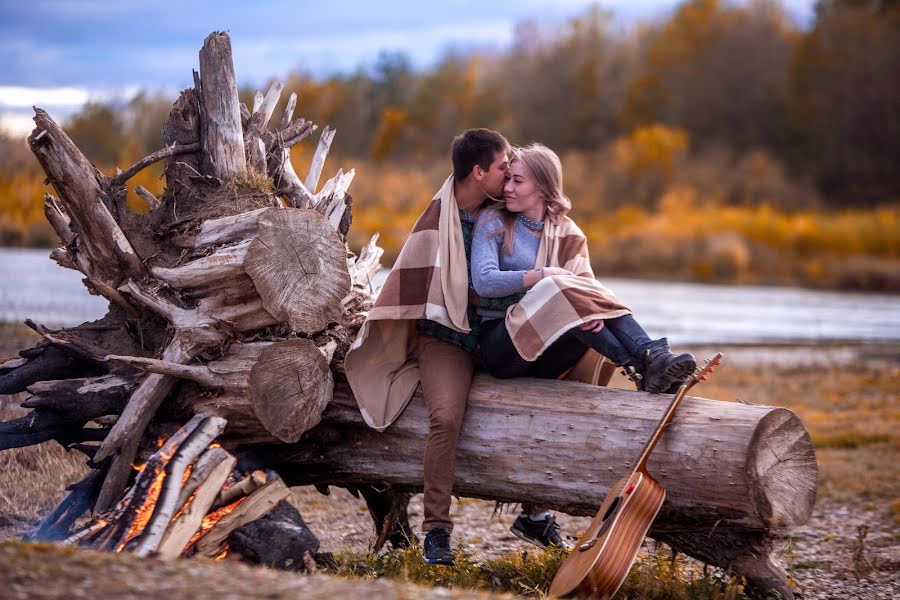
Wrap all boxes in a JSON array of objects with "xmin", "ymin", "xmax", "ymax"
[{"xmin": 416, "ymin": 209, "xmax": 482, "ymax": 352}]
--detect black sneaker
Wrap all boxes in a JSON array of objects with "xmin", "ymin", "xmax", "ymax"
[
  {"xmin": 423, "ymin": 526, "xmax": 454, "ymax": 565},
  {"xmin": 510, "ymin": 514, "xmax": 571, "ymax": 549}
]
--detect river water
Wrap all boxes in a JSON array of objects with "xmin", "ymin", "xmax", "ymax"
[{"xmin": 2, "ymin": 247, "xmax": 898, "ymax": 346}]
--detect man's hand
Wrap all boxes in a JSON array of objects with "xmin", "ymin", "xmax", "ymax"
[{"xmin": 578, "ymin": 319, "xmax": 604, "ymax": 333}]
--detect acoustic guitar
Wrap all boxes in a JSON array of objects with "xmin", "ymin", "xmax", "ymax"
[{"xmin": 549, "ymin": 353, "xmax": 724, "ymax": 599}]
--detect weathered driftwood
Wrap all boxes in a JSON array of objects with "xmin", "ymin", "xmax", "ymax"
[
  {"xmin": 184, "ymin": 373, "xmax": 816, "ymax": 533},
  {"xmin": 0, "ymin": 345, "xmax": 104, "ymax": 396},
  {"xmin": 305, "ymin": 125, "xmax": 336, "ymax": 193},
  {"xmin": 107, "ymin": 339, "xmax": 335, "ymax": 445},
  {"xmin": 109, "ymin": 330, "xmax": 814, "ymax": 597},
  {"xmin": 132, "ymin": 415, "xmax": 228, "ymax": 557},
  {"xmin": 94, "ymin": 324, "xmax": 229, "ymax": 512},
  {"xmin": 28, "ymin": 109, "xmax": 145, "ymax": 281},
  {"xmin": 276, "ymin": 378, "xmax": 812, "ymax": 599},
  {"xmin": 193, "ymin": 477, "xmax": 291, "ymax": 557},
  {"xmin": 244, "ymin": 80, "xmax": 283, "ymax": 171},
  {"xmin": 156, "ymin": 449, "xmax": 235, "ymax": 559},
  {"xmin": 197, "ymin": 32, "xmax": 246, "ymax": 179},
  {"xmin": 0, "ymin": 374, "xmax": 131, "ymax": 452},
  {"xmin": 242, "ymin": 209, "xmax": 350, "ymax": 333},
  {"xmin": 134, "ymin": 185, "xmax": 161, "ymax": 211}
]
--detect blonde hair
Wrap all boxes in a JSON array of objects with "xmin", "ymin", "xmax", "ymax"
[{"xmin": 494, "ymin": 143, "xmax": 572, "ymax": 255}]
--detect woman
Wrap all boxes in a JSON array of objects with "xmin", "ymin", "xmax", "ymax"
[{"xmin": 471, "ymin": 143, "xmax": 696, "ymax": 393}]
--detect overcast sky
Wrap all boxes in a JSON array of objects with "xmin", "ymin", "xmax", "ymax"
[{"xmin": 0, "ymin": 0, "xmax": 815, "ymax": 137}]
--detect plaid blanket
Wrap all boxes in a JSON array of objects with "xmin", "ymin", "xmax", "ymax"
[
  {"xmin": 345, "ymin": 175, "xmax": 471, "ymax": 431},
  {"xmin": 506, "ymin": 217, "xmax": 631, "ymax": 361},
  {"xmin": 506, "ymin": 215, "xmax": 632, "ymax": 360},
  {"xmin": 345, "ymin": 180, "xmax": 632, "ymax": 431}
]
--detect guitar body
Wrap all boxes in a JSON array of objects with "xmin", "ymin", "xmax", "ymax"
[
  {"xmin": 550, "ymin": 469, "xmax": 666, "ymax": 599},
  {"xmin": 550, "ymin": 353, "xmax": 722, "ymax": 599}
]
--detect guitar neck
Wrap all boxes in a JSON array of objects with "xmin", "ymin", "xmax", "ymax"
[
  {"xmin": 632, "ymin": 385, "xmax": 689, "ymax": 473},
  {"xmin": 629, "ymin": 353, "xmax": 722, "ymax": 474}
]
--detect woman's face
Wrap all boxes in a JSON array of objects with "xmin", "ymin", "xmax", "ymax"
[{"xmin": 503, "ymin": 160, "xmax": 544, "ymax": 216}]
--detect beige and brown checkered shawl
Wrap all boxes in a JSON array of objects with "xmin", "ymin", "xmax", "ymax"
[
  {"xmin": 505, "ymin": 216, "xmax": 632, "ymax": 361},
  {"xmin": 345, "ymin": 175, "xmax": 470, "ymax": 431}
]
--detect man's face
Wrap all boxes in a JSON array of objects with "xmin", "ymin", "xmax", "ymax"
[{"xmin": 479, "ymin": 150, "xmax": 509, "ymax": 198}]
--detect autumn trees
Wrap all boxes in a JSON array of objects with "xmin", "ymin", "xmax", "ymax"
[{"xmin": 2, "ymin": 1, "xmax": 898, "ymax": 258}]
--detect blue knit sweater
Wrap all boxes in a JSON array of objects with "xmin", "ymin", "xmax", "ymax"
[{"xmin": 471, "ymin": 210, "xmax": 542, "ymax": 315}]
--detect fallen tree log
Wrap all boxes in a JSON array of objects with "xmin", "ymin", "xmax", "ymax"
[
  {"xmin": 236, "ymin": 377, "xmax": 818, "ymax": 531},
  {"xmin": 122, "ymin": 342, "xmax": 816, "ymax": 538},
  {"xmin": 266, "ymin": 376, "xmax": 814, "ymax": 598}
]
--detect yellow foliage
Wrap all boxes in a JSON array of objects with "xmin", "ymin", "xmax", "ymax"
[
  {"xmin": 369, "ymin": 107, "xmax": 409, "ymax": 162},
  {"xmin": 1, "ymin": 140, "xmax": 897, "ymax": 290},
  {"xmin": 623, "ymin": 124, "xmax": 690, "ymax": 178}
]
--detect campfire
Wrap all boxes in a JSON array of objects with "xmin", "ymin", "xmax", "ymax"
[{"xmin": 61, "ymin": 414, "xmax": 289, "ymax": 560}]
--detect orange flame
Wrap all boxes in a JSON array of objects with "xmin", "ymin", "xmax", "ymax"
[
  {"xmin": 117, "ymin": 467, "xmax": 167, "ymax": 551},
  {"xmin": 184, "ymin": 497, "xmax": 246, "ymax": 553},
  {"xmin": 103, "ymin": 434, "xmax": 232, "ymax": 556}
]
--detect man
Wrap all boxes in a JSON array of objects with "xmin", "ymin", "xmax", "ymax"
[{"xmin": 345, "ymin": 129, "xmax": 563, "ymax": 566}]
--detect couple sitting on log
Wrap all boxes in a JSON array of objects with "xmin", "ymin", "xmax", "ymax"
[{"xmin": 345, "ymin": 128, "xmax": 696, "ymax": 565}]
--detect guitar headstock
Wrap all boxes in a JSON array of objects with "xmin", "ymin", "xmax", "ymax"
[{"xmin": 682, "ymin": 352, "xmax": 724, "ymax": 394}]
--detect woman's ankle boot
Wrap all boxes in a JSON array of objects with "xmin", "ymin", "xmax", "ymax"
[{"xmin": 642, "ymin": 338, "xmax": 696, "ymax": 394}]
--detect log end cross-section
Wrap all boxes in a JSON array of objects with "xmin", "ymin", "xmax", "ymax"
[
  {"xmin": 244, "ymin": 208, "xmax": 350, "ymax": 334},
  {"xmin": 249, "ymin": 339, "xmax": 334, "ymax": 443},
  {"xmin": 746, "ymin": 407, "xmax": 818, "ymax": 529}
]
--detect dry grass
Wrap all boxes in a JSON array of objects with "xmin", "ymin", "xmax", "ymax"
[
  {"xmin": 334, "ymin": 544, "xmax": 748, "ymax": 599},
  {"xmin": 603, "ymin": 351, "xmax": 899, "ymax": 510},
  {"xmin": 224, "ymin": 167, "xmax": 275, "ymax": 195},
  {"xmin": 0, "ymin": 324, "xmax": 90, "ymax": 537},
  {"xmin": 0, "ymin": 540, "xmax": 510, "ymax": 600},
  {"xmin": 686, "ymin": 360, "xmax": 899, "ymax": 507},
  {"xmin": 0, "ymin": 321, "xmax": 41, "ymax": 360},
  {"xmin": 0, "ymin": 405, "xmax": 89, "ymax": 537}
]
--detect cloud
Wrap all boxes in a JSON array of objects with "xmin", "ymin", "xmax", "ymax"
[
  {"xmin": 0, "ymin": 1, "xmax": 817, "ymax": 92},
  {"xmin": 0, "ymin": 113, "xmax": 38, "ymax": 138},
  {"xmin": 0, "ymin": 86, "xmax": 92, "ymax": 108}
]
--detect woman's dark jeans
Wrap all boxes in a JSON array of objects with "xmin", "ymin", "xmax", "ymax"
[{"xmin": 478, "ymin": 314, "xmax": 653, "ymax": 379}]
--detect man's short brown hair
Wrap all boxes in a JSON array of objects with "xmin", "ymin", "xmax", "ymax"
[{"xmin": 451, "ymin": 128, "xmax": 509, "ymax": 181}]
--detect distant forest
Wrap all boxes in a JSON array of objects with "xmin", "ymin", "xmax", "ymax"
[{"xmin": 1, "ymin": 0, "xmax": 898, "ymax": 289}]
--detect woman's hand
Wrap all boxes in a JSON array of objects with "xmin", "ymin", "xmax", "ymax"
[
  {"xmin": 542, "ymin": 267, "xmax": 574, "ymax": 277},
  {"xmin": 524, "ymin": 266, "xmax": 575, "ymax": 287},
  {"xmin": 578, "ymin": 319, "xmax": 605, "ymax": 333}
]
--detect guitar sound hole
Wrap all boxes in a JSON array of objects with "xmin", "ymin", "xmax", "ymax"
[{"xmin": 602, "ymin": 496, "xmax": 621, "ymax": 522}]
